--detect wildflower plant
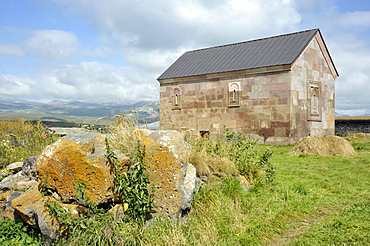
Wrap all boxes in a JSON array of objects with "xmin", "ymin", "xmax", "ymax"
[{"xmin": 0, "ymin": 120, "xmax": 59, "ymax": 168}]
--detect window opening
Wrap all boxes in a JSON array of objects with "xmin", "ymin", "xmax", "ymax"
[
  {"xmin": 175, "ymin": 93, "xmax": 179, "ymax": 106},
  {"xmin": 228, "ymin": 82, "xmax": 240, "ymax": 107},
  {"xmin": 173, "ymin": 87, "xmax": 181, "ymax": 110}
]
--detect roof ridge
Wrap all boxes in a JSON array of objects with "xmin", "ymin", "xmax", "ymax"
[{"xmin": 186, "ymin": 28, "xmax": 319, "ymax": 54}]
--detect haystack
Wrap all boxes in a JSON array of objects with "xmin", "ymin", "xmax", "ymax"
[{"xmin": 290, "ymin": 136, "xmax": 357, "ymax": 157}]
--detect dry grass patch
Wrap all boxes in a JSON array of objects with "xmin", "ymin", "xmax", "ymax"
[
  {"xmin": 108, "ymin": 115, "xmax": 150, "ymax": 159},
  {"xmin": 290, "ymin": 136, "xmax": 357, "ymax": 157},
  {"xmin": 189, "ymin": 152, "xmax": 239, "ymax": 177}
]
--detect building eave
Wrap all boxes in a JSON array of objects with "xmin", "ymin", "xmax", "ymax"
[{"xmin": 157, "ymin": 64, "xmax": 291, "ymax": 84}]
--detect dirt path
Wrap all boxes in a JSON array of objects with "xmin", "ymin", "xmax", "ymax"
[{"xmin": 268, "ymin": 216, "xmax": 324, "ymax": 246}]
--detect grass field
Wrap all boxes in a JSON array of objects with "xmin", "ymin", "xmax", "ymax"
[
  {"xmin": 168, "ymin": 137, "xmax": 370, "ymax": 246},
  {"xmin": 335, "ymin": 116, "xmax": 370, "ymax": 120},
  {"xmin": 0, "ymin": 120, "xmax": 369, "ymax": 245},
  {"xmin": 0, "ymin": 112, "xmax": 114, "ymax": 125}
]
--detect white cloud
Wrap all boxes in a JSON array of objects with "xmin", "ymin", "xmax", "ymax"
[
  {"xmin": 32, "ymin": 62, "xmax": 159, "ymax": 103},
  {"xmin": 341, "ymin": 11, "xmax": 370, "ymax": 27},
  {"xmin": 0, "ymin": 44, "xmax": 24, "ymax": 56},
  {"xmin": 54, "ymin": 0, "xmax": 301, "ymax": 50},
  {"xmin": 0, "ymin": 74, "xmax": 33, "ymax": 96},
  {"xmin": 56, "ymin": 0, "xmax": 301, "ymax": 78},
  {"xmin": 25, "ymin": 30, "xmax": 79, "ymax": 61},
  {"xmin": 126, "ymin": 48, "xmax": 186, "ymax": 76}
]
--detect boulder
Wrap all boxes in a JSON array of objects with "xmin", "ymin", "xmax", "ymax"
[
  {"xmin": 36, "ymin": 131, "xmax": 128, "ymax": 205},
  {"xmin": 59, "ymin": 203, "xmax": 87, "ymax": 219},
  {"xmin": 0, "ymin": 162, "xmax": 22, "ymax": 180},
  {"xmin": 142, "ymin": 130, "xmax": 197, "ymax": 217},
  {"xmin": 0, "ymin": 157, "xmax": 39, "ymax": 191},
  {"xmin": 11, "ymin": 185, "xmax": 60, "ymax": 241},
  {"xmin": 0, "ymin": 157, "xmax": 41, "ymax": 222},
  {"xmin": 179, "ymin": 163, "xmax": 197, "ymax": 212}
]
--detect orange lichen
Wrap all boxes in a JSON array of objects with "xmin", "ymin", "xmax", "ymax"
[
  {"xmin": 143, "ymin": 135, "xmax": 183, "ymax": 215},
  {"xmin": 37, "ymin": 137, "xmax": 114, "ymax": 204}
]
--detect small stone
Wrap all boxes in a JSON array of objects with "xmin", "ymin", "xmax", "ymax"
[
  {"xmin": 22, "ymin": 156, "xmax": 39, "ymax": 180},
  {"xmin": 6, "ymin": 162, "xmax": 23, "ymax": 173}
]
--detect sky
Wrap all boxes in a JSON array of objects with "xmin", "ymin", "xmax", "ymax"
[{"xmin": 0, "ymin": 0, "xmax": 369, "ymax": 115}]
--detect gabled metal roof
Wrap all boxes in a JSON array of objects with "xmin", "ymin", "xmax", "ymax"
[{"xmin": 158, "ymin": 29, "xmax": 327, "ymax": 80}]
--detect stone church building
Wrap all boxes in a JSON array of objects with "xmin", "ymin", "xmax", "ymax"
[{"xmin": 157, "ymin": 29, "xmax": 338, "ymax": 144}]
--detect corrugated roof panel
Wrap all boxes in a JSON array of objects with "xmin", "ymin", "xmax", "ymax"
[
  {"xmin": 157, "ymin": 29, "xmax": 319, "ymax": 80},
  {"xmin": 269, "ymin": 35, "xmax": 296, "ymax": 65},
  {"xmin": 277, "ymin": 33, "xmax": 309, "ymax": 64}
]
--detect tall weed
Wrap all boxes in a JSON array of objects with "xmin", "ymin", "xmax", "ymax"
[{"xmin": 106, "ymin": 115, "xmax": 155, "ymax": 224}]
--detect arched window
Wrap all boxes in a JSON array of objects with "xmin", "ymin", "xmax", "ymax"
[
  {"xmin": 173, "ymin": 87, "xmax": 181, "ymax": 110},
  {"xmin": 228, "ymin": 82, "xmax": 240, "ymax": 107}
]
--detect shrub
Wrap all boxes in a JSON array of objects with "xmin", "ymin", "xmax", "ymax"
[{"xmin": 188, "ymin": 126, "xmax": 275, "ymax": 185}]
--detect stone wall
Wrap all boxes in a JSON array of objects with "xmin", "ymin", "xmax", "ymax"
[
  {"xmin": 159, "ymin": 71, "xmax": 292, "ymax": 144},
  {"xmin": 335, "ymin": 120, "xmax": 370, "ymax": 135},
  {"xmin": 290, "ymin": 33, "xmax": 336, "ymax": 141}
]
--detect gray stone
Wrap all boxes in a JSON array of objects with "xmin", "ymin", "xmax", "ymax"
[
  {"xmin": 22, "ymin": 156, "xmax": 39, "ymax": 180},
  {"xmin": 180, "ymin": 163, "xmax": 197, "ymax": 212},
  {"xmin": 0, "ymin": 172, "xmax": 29, "ymax": 191},
  {"xmin": 6, "ymin": 162, "xmax": 23, "ymax": 173}
]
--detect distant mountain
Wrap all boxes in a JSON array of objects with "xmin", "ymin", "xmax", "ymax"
[
  {"xmin": 335, "ymin": 112, "xmax": 351, "ymax": 117},
  {"xmin": 0, "ymin": 99, "xmax": 159, "ymax": 123}
]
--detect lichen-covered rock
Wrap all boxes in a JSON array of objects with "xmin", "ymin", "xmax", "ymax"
[
  {"xmin": 0, "ymin": 191, "xmax": 22, "ymax": 221},
  {"xmin": 142, "ymin": 130, "xmax": 197, "ymax": 216},
  {"xmin": 11, "ymin": 185, "xmax": 60, "ymax": 241},
  {"xmin": 60, "ymin": 203, "xmax": 87, "ymax": 219},
  {"xmin": 36, "ymin": 131, "xmax": 128, "ymax": 205}
]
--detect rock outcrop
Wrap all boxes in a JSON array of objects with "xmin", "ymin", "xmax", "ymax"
[
  {"xmin": 142, "ymin": 130, "xmax": 197, "ymax": 217},
  {"xmin": 0, "ymin": 129, "xmax": 198, "ymax": 241},
  {"xmin": 11, "ymin": 185, "xmax": 60, "ymax": 241},
  {"xmin": 36, "ymin": 131, "xmax": 128, "ymax": 205}
]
